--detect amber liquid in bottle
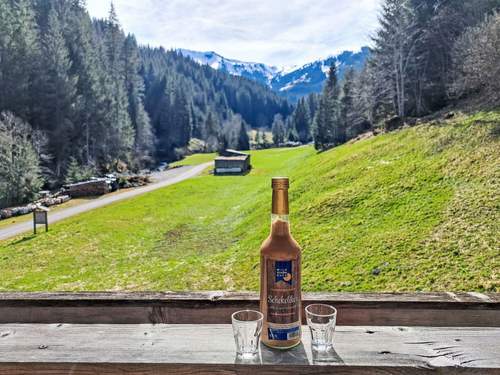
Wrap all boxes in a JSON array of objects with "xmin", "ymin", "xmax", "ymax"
[{"xmin": 260, "ymin": 177, "xmax": 302, "ymax": 349}]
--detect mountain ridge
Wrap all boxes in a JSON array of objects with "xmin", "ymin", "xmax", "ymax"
[
  {"xmin": 178, "ymin": 47, "xmax": 371, "ymax": 103},
  {"xmin": 177, "ymin": 48, "xmax": 281, "ymax": 85}
]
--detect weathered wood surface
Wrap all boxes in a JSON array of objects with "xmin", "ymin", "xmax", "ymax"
[
  {"xmin": 0, "ymin": 291, "xmax": 498, "ymax": 326},
  {"xmin": 0, "ymin": 324, "xmax": 499, "ymax": 374}
]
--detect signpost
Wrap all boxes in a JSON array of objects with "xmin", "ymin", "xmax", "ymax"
[{"xmin": 33, "ymin": 206, "xmax": 49, "ymax": 234}]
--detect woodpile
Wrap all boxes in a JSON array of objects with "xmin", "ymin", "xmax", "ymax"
[
  {"xmin": 64, "ymin": 180, "xmax": 110, "ymax": 198},
  {"xmin": 37, "ymin": 195, "xmax": 71, "ymax": 207},
  {"xmin": 118, "ymin": 175, "xmax": 151, "ymax": 189},
  {"xmin": 0, "ymin": 195, "xmax": 71, "ymax": 221},
  {"xmin": 0, "ymin": 205, "xmax": 35, "ymax": 219}
]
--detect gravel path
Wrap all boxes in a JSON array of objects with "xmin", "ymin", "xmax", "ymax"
[{"xmin": 0, "ymin": 162, "xmax": 212, "ymax": 241}]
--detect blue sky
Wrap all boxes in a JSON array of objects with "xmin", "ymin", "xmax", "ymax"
[{"xmin": 86, "ymin": 0, "xmax": 382, "ymax": 67}]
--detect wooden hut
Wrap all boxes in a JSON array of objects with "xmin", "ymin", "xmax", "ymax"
[{"xmin": 214, "ymin": 149, "xmax": 251, "ymax": 175}]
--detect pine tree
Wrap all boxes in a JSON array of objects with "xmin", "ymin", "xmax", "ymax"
[
  {"xmin": 286, "ymin": 116, "xmax": 299, "ymax": 142},
  {"xmin": 0, "ymin": 0, "xmax": 14, "ymax": 112},
  {"xmin": 236, "ymin": 119, "xmax": 250, "ymax": 151},
  {"xmin": 313, "ymin": 96, "xmax": 327, "ymax": 150},
  {"xmin": 65, "ymin": 157, "xmax": 82, "ymax": 184},
  {"xmin": 144, "ymin": 75, "xmax": 167, "ymax": 126},
  {"xmin": 189, "ymin": 103, "xmax": 200, "ymax": 139},
  {"xmin": 272, "ymin": 114, "xmax": 286, "ymax": 146},
  {"xmin": 64, "ymin": 156, "xmax": 95, "ymax": 184},
  {"xmin": 307, "ymin": 93, "xmax": 319, "ymax": 122},
  {"xmin": 217, "ymin": 132, "xmax": 228, "ymax": 153},
  {"xmin": 55, "ymin": 0, "xmax": 108, "ymax": 168},
  {"xmin": 123, "ymin": 34, "xmax": 154, "ymax": 167},
  {"xmin": 173, "ymin": 88, "xmax": 192, "ymax": 149},
  {"xmin": 340, "ymin": 68, "xmax": 356, "ymax": 139},
  {"xmin": 204, "ymin": 111, "xmax": 219, "ymax": 152},
  {"xmin": 293, "ymin": 99, "xmax": 311, "ymax": 143},
  {"xmin": 101, "ymin": 4, "xmax": 134, "ymax": 165},
  {"xmin": 352, "ymin": 63, "xmax": 376, "ymax": 129},
  {"xmin": 38, "ymin": 6, "xmax": 78, "ymax": 179},
  {"xmin": 314, "ymin": 64, "xmax": 342, "ymax": 151},
  {"xmin": 1, "ymin": 0, "xmax": 40, "ymax": 120},
  {"xmin": 154, "ymin": 86, "xmax": 172, "ymax": 159}
]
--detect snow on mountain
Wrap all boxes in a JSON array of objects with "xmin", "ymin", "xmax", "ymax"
[
  {"xmin": 271, "ymin": 47, "xmax": 371, "ymax": 103},
  {"xmin": 178, "ymin": 47, "xmax": 370, "ymax": 103},
  {"xmin": 278, "ymin": 73, "xmax": 311, "ymax": 92},
  {"xmin": 178, "ymin": 49, "xmax": 281, "ymax": 85}
]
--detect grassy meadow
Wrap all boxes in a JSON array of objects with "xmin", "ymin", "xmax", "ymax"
[{"xmin": 0, "ymin": 111, "xmax": 498, "ymax": 292}]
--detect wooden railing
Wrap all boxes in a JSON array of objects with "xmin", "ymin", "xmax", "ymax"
[
  {"xmin": 1, "ymin": 291, "xmax": 498, "ymax": 326},
  {"xmin": 0, "ymin": 292, "xmax": 499, "ymax": 374}
]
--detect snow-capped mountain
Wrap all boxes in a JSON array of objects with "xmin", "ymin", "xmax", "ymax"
[
  {"xmin": 178, "ymin": 49, "xmax": 281, "ymax": 85},
  {"xmin": 271, "ymin": 47, "xmax": 371, "ymax": 103},
  {"xmin": 178, "ymin": 47, "xmax": 370, "ymax": 103}
]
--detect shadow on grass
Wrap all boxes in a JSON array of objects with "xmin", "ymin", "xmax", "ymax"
[
  {"xmin": 8, "ymin": 234, "xmax": 37, "ymax": 246},
  {"xmin": 213, "ymin": 168, "xmax": 252, "ymax": 177}
]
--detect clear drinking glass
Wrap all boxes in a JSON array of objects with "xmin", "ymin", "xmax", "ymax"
[
  {"xmin": 231, "ymin": 310, "xmax": 263, "ymax": 358},
  {"xmin": 305, "ymin": 304, "xmax": 337, "ymax": 351}
]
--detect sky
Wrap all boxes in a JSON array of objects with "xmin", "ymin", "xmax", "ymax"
[{"xmin": 86, "ymin": 0, "xmax": 383, "ymax": 67}]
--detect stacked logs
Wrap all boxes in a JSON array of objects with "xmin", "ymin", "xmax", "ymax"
[
  {"xmin": 37, "ymin": 195, "xmax": 71, "ymax": 207},
  {"xmin": 0, "ymin": 195, "xmax": 70, "ymax": 220},
  {"xmin": 118, "ymin": 175, "xmax": 151, "ymax": 189},
  {"xmin": 63, "ymin": 180, "xmax": 110, "ymax": 198}
]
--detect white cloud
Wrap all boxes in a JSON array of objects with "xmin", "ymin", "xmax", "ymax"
[{"xmin": 86, "ymin": 0, "xmax": 382, "ymax": 66}]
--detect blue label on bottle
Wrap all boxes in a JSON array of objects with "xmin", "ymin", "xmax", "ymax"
[
  {"xmin": 268, "ymin": 326, "xmax": 300, "ymax": 341},
  {"xmin": 275, "ymin": 260, "xmax": 293, "ymax": 285}
]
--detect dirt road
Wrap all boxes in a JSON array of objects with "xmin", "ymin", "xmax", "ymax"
[{"xmin": 0, "ymin": 163, "xmax": 211, "ymax": 241}]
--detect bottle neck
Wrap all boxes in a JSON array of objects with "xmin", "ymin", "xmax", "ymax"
[
  {"xmin": 271, "ymin": 214, "xmax": 290, "ymax": 236},
  {"xmin": 271, "ymin": 188, "xmax": 290, "ymax": 236}
]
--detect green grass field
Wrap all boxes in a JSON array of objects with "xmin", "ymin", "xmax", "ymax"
[{"xmin": 0, "ymin": 112, "xmax": 498, "ymax": 292}]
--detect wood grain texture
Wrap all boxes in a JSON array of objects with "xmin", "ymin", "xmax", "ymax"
[
  {"xmin": 0, "ymin": 324, "xmax": 499, "ymax": 374},
  {"xmin": 1, "ymin": 363, "xmax": 498, "ymax": 375},
  {"xmin": 2, "ymin": 291, "xmax": 499, "ymax": 302},
  {"xmin": 0, "ymin": 292, "xmax": 498, "ymax": 326}
]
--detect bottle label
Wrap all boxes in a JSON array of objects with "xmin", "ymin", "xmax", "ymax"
[
  {"xmin": 267, "ymin": 323, "xmax": 300, "ymax": 341},
  {"xmin": 266, "ymin": 259, "xmax": 300, "ymax": 338}
]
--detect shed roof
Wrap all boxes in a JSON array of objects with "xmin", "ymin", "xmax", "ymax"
[
  {"xmin": 224, "ymin": 149, "xmax": 248, "ymax": 156},
  {"xmin": 215, "ymin": 155, "xmax": 248, "ymax": 161},
  {"xmin": 219, "ymin": 149, "xmax": 251, "ymax": 158}
]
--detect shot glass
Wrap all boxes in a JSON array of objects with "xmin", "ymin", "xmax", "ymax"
[
  {"xmin": 305, "ymin": 304, "xmax": 337, "ymax": 351},
  {"xmin": 231, "ymin": 310, "xmax": 263, "ymax": 358}
]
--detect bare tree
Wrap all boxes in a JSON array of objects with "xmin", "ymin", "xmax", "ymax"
[
  {"xmin": 0, "ymin": 112, "xmax": 43, "ymax": 208},
  {"xmin": 448, "ymin": 11, "xmax": 500, "ymax": 105}
]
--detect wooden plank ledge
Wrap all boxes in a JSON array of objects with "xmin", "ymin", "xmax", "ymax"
[
  {"xmin": 0, "ymin": 324, "xmax": 499, "ymax": 374},
  {"xmin": 0, "ymin": 292, "xmax": 498, "ymax": 326}
]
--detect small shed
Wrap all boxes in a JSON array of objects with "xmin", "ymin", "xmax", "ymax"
[{"xmin": 214, "ymin": 149, "xmax": 251, "ymax": 175}]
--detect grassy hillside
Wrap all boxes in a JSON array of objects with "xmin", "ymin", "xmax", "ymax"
[{"xmin": 0, "ymin": 111, "xmax": 498, "ymax": 292}]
